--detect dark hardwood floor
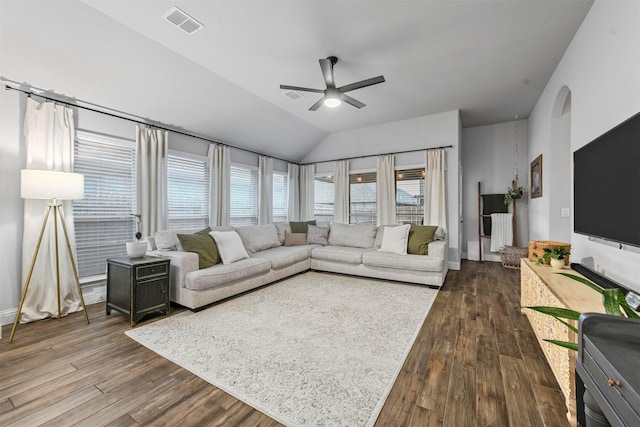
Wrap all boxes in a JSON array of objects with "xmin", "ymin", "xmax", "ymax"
[{"xmin": 0, "ymin": 261, "xmax": 571, "ymax": 426}]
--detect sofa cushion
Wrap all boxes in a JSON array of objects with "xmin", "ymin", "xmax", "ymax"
[
  {"xmin": 177, "ymin": 230, "xmax": 220, "ymax": 269},
  {"xmin": 311, "ymin": 245, "xmax": 373, "ymax": 264},
  {"xmin": 290, "ymin": 220, "xmax": 316, "ymax": 233},
  {"xmin": 307, "ymin": 224, "xmax": 329, "ymax": 245},
  {"xmin": 328, "ymin": 223, "xmax": 377, "ymax": 248},
  {"xmin": 407, "ymin": 225, "xmax": 438, "ymax": 255},
  {"xmin": 249, "ymin": 246, "xmax": 312, "ymax": 270},
  {"xmin": 273, "ymin": 221, "xmax": 291, "ymax": 245},
  {"xmin": 234, "ymin": 224, "xmax": 281, "ymax": 253},
  {"xmin": 184, "ymin": 258, "xmax": 271, "ymax": 291},
  {"xmin": 210, "ymin": 231, "xmax": 250, "ymax": 264},
  {"xmin": 284, "ymin": 231, "xmax": 307, "ymax": 246},
  {"xmin": 379, "ymin": 224, "xmax": 411, "ymax": 255},
  {"xmin": 362, "ymin": 251, "xmax": 444, "ymax": 272}
]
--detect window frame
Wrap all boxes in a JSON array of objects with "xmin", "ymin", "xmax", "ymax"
[
  {"xmin": 314, "ymin": 174, "xmax": 335, "ymax": 223},
  {"xmin": 395, "ymin": 166, "xmax": 426, "ymax": 225},
  {"xmin": 272, "ymin": 170, "xmax": 289, "ymax": 222},
  {"xmin": 72, "ymin": 130, "xmax": 136, "ymax": 283},
  {"xmin": 229, "ymin": 162, "xmax": 259, "ymax": 226},
  {"xmin": 349, "ymin": 170, "xmax": 377, "ymax": 224},
  {"xmin": 167, "ymin": 150, "xmax": 210, "ymax": 231}
]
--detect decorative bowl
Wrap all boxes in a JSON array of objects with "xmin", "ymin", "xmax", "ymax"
[{"xmin": 126, "ymin": 241, "xmax": 147, "ymax": 258}]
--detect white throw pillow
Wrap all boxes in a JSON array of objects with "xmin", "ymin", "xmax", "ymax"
[
  {"xmin": 209, "ymin": 231, "xmax": 249, "ymax": 264},
  {"xmin": 379, "ymin": 224, "xmax": 411, "ymax": 255}
]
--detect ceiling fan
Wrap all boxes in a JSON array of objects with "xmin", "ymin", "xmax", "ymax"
[{"xmin": 280, "ymin": 56, "xmax": 385, "ymax": 111}]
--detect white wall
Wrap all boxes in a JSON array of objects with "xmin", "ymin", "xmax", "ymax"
[
  {"xmin": 528, "ymin": 0, "xmax": 640, "ymax": 292},
  {"xmin": 303, "ymin": 110, "xmax": 462, "ymax": 269},
  {"xmin": 461, "ymin": 119, "xmax": 529, "ymax": 260}
]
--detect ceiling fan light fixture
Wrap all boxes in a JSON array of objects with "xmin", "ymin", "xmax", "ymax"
[{"xmin": 324, "ymin": 97, "xmax": 341, "ymax": 108}]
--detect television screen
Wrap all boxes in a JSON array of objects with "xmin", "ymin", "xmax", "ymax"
[{"xmin": 574, "ymin": 112, "xmax": 640, "ymax": 247}]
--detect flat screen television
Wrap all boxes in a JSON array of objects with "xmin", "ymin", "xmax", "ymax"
[{"xmin": 573, "ymin": 111, "xmax": 640, "ymax": 247}]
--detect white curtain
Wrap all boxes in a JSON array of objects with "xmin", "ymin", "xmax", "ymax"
[
  {"xmin": 377, "ymin": 155, "xmax": 396, "ymax": 226},
  {"xmin": 299, "ymin": 164, "xmax": 315, "ymax": 220},
  {"xmin": 21, "ymin": 98, "xmax": 81, "ymax": 322},
  {"xmin": 208, "ymin": 144, "xmax": 230, "ymax": 226},
  {"xmin": 333, "ymin": 160, "xmax": 350, "ymax": 224},
  {"xmin": 136, "ymin": 126, "xmax": 168, "ymax": 237},
  {"xmin": 287, "ymin": 163, "xmax": 300, "ymax": 221},
  {"xmin": 258, "ymin": 156, "xmax": 273, "ymax": 225},
  {"xmin": 424, "ymin": 149, "xmax": 447, "ymax": 229}
]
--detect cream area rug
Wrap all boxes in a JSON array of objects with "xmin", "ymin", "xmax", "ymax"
[{"xmin": 125, "ymin": 271, "xmax": 438, "ymax": 426}]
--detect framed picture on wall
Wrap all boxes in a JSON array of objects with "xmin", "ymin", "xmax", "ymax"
[{"xmin": 531, "ymin": 154, "xmax": 542, "ymax": 198}]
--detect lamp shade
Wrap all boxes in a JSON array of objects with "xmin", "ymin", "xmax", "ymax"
[{"xmin": 21, "ymin": 169, "xmax": 84, "ymax": 200}]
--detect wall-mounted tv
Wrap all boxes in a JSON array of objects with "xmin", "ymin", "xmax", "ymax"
[{"xmin": 574, "ymin": 111, "xmax": 640, "ymax": 247}]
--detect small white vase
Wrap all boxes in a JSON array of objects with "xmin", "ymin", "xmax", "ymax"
[
  {"xmin": 550, "ymin": 258, "xmax": 564, "ymax": 270},
  {"xmin": 126, "ymin": 241, "xmax": 147, "ymax": 258}
]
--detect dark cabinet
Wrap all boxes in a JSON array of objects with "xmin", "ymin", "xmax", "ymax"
[
  {"xmin": 576, "ymin": 313, "xmax": 640, "ymax": 427},
  {"xmin": 106, "ymin": 256, "xmax": 170, "ymax": 326}
]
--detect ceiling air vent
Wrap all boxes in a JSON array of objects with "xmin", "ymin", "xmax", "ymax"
[
  {"xmin": 163, "ymin": 6, "xmax": 204, "ymax": 34},
  {"xmin": 282, "ymin": 90, "xmax": 304, "ymax": 101}
]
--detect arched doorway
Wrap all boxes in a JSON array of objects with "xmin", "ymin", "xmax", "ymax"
[{"xmin": 549, "ymin": 86, "xmax": 572, "ymax": 242}]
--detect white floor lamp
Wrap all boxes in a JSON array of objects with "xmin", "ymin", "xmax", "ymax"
[{"xmin": 10, "ymin": 169, "xmax": 90, "ymax": 342}]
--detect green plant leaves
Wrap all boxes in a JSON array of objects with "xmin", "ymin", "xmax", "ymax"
[
  {"xmin": 543, "ymin": 339, "xmax": 578, "ymax": 352},
  {"xmin": 524, "ymin": 271, "xmax": 639, "ymax": 352}
]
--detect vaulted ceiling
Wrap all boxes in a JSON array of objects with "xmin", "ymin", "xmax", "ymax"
[{"xmin": 1, "ymin": 1, "xmax": 593, "ymax": 161}]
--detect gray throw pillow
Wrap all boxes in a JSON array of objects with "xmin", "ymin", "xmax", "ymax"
[{"xmin": 307, "ymin": 225, "xmax": 329, "ymax": 245}]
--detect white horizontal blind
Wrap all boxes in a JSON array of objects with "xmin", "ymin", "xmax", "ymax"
[
  {"xmin": 273, "ymin": 172, "xmax": 288, "ymax": 222},
  {"xmin": 396, "ymin": 168, "xmax": 425, "ymax": 224},
  {"xmin": 167, "ymin": 154, "xmax": 209, "ymax": 230},
  {"xmin": 73, "ymin": 135, "xmax": 135, "ymax": 278},
  {"xmin": 349, "ymin": 172, "xmax": 377, "ymax": 224},
  {"xmin": 230, "ymin": 164, "xmax": 258, "ymax": 226},
  {"xmin": 314, "ymin": 176, "xmax": 334, "ymax": 222}
]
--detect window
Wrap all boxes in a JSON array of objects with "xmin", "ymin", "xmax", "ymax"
[
  {"xmin": 396, "ymin": 168, "xmax": 425, "ymax": 224},
  {"xmin": 167, "ymin": 153, "xmax": 209, "ymax": 230},
  {"xmin": 314, "ymin": 175, "xmax": 334, "ymax": 222},
  {"xmin": 349, "ymin": 172, "xmax": 376, "ymax": 224},
  {"xmin": 230, "ymin": 164, "xmax": 258, "ymax": 226},
  {"xmin": 273, "ymin": 172, "xmax": 288, "ymax": 222},
  {"xmin": 73, "ymin": 132, "xmax": 135, "ymax": 279}
]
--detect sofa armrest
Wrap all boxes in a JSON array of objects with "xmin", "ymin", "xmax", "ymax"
[
  {"xmin": 149, "ymin": 250, "xmax": 198, "ymax": 291},
  {"xmin": 427, "ymin": 240, "xmax": 447, "ymax": 260}
]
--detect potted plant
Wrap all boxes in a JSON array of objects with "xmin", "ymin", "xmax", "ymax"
[
  {"xmin": 537, "ymin": 246, "xmax": 570, "ymax": 269},
  {"xmin": 503, "ymin": 185, "xmax": 525, "ymax": 205},
  {"xmin": 126, "ymin": 214, "xmax": 147, "ymax": 257}
]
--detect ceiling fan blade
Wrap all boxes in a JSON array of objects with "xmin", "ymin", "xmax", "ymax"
[
  {"xmin": 342, "ymin": 94, "xmax": 366, "ymax": 109},
  {"xmin": 280, "ymin": 84, "xmax": 324, "ymax": 93},
  {"xmin": 309, "ymin": 97, "xmax": 325, "ymax": 111},
  {"xmin": 319, "ymin": 58, "xmax": 335, "ymax": 88},
  {"xmin": 339, "ymin": 76, "xmax": 385, "ymax": 93}
]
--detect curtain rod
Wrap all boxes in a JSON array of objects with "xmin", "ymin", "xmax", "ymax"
[
  {"xmin": 299, "ymin": 145, "xmax": 453, "ymax": 166},
  {"xmin": 3, "ymin": 82, "xmax": 294, "ymax": 164}
]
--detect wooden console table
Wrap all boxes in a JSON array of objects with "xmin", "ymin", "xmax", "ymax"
[{"xmin": 520, "ymin": 259, "xmax": 604, "ymax": 424}]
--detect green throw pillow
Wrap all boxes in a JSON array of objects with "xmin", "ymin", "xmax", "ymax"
[
  {"xmin": 407, "ymin": 225, "xmax": 438, "ymax": 255},
  {"xmin": 289, "ymin": 220, "xmax": 316, "ymax": 233},
  {"xmin": 177, "ymin": 229, "xmax": 220, "ymax": 269}
]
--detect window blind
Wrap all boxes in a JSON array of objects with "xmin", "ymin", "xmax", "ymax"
[
  {"xmin": 349, "ymin": 172, "xmax": 377, "ymax": 224},
  {"xmin": 273, "ymin": 172, "xmax": 288, "ymax": 222},
  {"xmin": 396, "ymin": 168, "xmax": 425, "ymax": 224},
  {"xmin": 73, "ymin": 136, "xmax": 136, "ymax": 278},
  {"xmin": 230, "ymin": 164, "xmax": 258, "ymax": 226},
  {"xmin": 314, "ymin": 176, "xmax": 334, "ymax": 222},
  {"xmin": 167, "ymin": 154, "xmax": 209, "ymax": 230}
]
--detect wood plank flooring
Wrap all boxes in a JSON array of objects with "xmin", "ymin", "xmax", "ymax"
[{"xmin": 0, "ymin": 261, "xmax": 571, "ymax": 426}]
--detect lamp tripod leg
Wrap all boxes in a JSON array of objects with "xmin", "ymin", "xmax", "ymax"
[
  {"xmin": 58, "ymin": 206, "xmax": 89, "ymax": 325},
  {"xmin": 9, "ymin": 206, "xmax": 52, "ymax": 343},
  {"xmin": 53, "ymin": 206, "xmax": 62, "ymax": 319}
]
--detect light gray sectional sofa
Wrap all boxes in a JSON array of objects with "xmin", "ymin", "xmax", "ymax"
[{"xmin": 149, "ymin": 222, "xmax": 448, "ymax": 310}]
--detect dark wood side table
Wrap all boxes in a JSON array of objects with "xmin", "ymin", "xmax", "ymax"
[{"xmin": 106, "ymin": 256, "xmax": 170, "ymax": 326}]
